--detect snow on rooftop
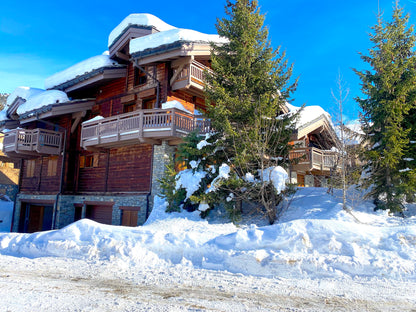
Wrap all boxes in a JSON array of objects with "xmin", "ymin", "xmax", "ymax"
[
  {"xmin": 0, "ymin": 86, "xmax": 45, "ymax": 122},
  {"xmin": 130, "ymin": 28, "xmax": 227, "ymax": 55},
  {"xmin": 161, "ymin": 100, "xmax": 191, "ymax": 114},
  {"xmin": 16, "ymin": 90, "xmax": 69, "ymax": 115},
  {"xmin": 5, "ymin": 86, "xmax": 44, "ymax": 108},
  {"xmin": 108, "ymin": 13, "xmax": 177, "ymax": 48},
  {"xmin": 289, "ymin": 104, "xmax": 332, "ymax": 129},
  {"xmin": 45, "ymin": 53, "xmax": 122, "ymax": 90}
]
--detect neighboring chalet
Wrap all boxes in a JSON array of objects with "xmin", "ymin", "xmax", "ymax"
[
  {"xmin": 288, "ymin": 105, "xmax": 340, "ymax": 187},
  {"xmin": 0, "ymin": 14, "xmax": 224, "ymax": 233}
]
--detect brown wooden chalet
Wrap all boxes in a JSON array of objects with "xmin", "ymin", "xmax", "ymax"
[
  {"xmin": 1, "ymin": 14, "xmax": 219, "ymax": 233},
  {"xmin": 288, "ymin": 106, "xmax": 340, "ymax": 187}
]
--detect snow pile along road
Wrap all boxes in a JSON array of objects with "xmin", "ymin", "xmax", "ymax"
[{"xmin": 0, "ymin": 188, "xmax": 415, "ymax": 282}]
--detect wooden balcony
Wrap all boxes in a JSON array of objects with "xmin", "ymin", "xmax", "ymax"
[
  {"xmin": 2, "ymin": 128, "xmax": 63, "ymax": 158},
  {"xmin": 171, "ymin": 60, "xmax": 212, "ymax": 93},
  {"xmin": 289, "ymin": 147, "xmax": 339, "ymax": 173},
  {"xmin": 80, "ymin": 108, "xmax": 211, "ymax": 150}
]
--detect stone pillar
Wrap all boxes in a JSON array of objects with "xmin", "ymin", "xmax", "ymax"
[{"xmin": 150, "ymin": 140, "xmax": 175, "ymax": 212}]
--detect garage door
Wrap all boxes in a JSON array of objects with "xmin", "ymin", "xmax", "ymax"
[{"xmin": 85, "ymin": 205, "xmax": 113, "ymax": 225}]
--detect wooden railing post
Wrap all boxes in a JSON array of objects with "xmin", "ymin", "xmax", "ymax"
[
  {"xmin": 171, "ymin": 110, "xmax": 176, "ymax": 136},
  {"xmin": 139, "ymin": 110, "xmax": 144, "ymax": 139}
]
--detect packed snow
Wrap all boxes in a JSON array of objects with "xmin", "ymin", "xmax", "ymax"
[
  {"xmin": 45, "ymin": 53, "xmax": 123, "ymax": 90},
  {"xmin": 1, "ymin": 188, "xmax": 415, "ymax": 310},
  {"xmin": 130, "ymin": 28, "xmax": 227, "ymax": 55},
  {"xmin": 161, "ymin": 100, "xmax": 191, "ymax": 114},
  {"xmin": 15, "ymin": 90, "xmax": 69, "ymax": 115},
  {"xmin": 108, "ymin": 13, "xmax": 177, "ymax": 48}
]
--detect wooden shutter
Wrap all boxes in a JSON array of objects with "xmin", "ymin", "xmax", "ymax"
[{"xmin": 79, "ymin": 156, "xmax": 85, "ymax": 169}]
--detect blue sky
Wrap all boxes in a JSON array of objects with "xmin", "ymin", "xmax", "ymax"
[{"xmin": 1, "ymin": 0, "xmax": 416, "ymax": 120}]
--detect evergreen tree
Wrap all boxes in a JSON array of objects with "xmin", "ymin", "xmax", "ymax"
[
  {"xmin": 0, "ymin": 93, "xmax": 8, "ymax": 110},
  {"xmin": 354, "ymin": 4, "xmax": 416, "ymax": 213},
  {"xmin": 160, "ymin": 0, "xmax": 298, "ymax": 224},
  {"xmin": 202, "ymin": 0, "xmax": 297, "ymax": 223}
]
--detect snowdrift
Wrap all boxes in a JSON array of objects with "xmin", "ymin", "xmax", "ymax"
[{"xmin": 0, "ymin": 188, "xmax": 415, "ymax": 281}]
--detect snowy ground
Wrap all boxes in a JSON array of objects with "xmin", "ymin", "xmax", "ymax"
[{"xmin": 1, "ymin": 187, "xmax": 415, "ymax": 311}]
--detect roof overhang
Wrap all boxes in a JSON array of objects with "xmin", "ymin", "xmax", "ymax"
[
  {"xmin": 131, "ymin": 41, "xmax": 212, "ymax": 65},
  {"xmin": 109, "ymin": 25, "xmax": 157, "ymax": 62},
  {"xmin": 294, "ymin": 114, "xmax": 339, "ymax": 145},
  {"xmin": 51, "ymin": 67, "xmax": 127, "ymax": 93},
  {"xmin": 19, "ymin": 99, "xmax": 95, "ymax": 124}
]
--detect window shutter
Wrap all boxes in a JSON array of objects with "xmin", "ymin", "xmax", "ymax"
[
  {"xmin": 79, "ymin": 156, "xmax": 85, "ymax": 169},
  {"xmin": 93, "ymin": 154, "xmax": 99, "ymax": 167}
]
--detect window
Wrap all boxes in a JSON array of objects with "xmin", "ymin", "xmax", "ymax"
[
  {"xmin": 47, "ymin": 156, "xmax": 58, "ymax": 176},
  {"xmin": 26, "ymin": 159, "xmax": 36, "ymax": 178},
  {"xmin": 142, "ymin": 98, "xmax": 156, "ymax": 110},
  {"xmin": 123, "ymin": 102, "xmax": 136, "ymax": 113},
  {"xmin": 79, "ymin": 154, "xmax": 99, "ymax": 169},
  {"xmin": 134, "ymin": 67, "xmax": 147, "ymax": 86}
]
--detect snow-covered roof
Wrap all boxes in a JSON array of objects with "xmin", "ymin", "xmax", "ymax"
[
  {"xmin": 130, "ymin": 28, "xmax": 227, "ymax": 56},
  {"xmin": 5, "ymin": 86, "xmax": 44, "ymax": 109},
  {"xmin": 16, "ymin": 90, "xmax": 69, "ymax": 116},
  {"xmin": 0, "ymin": 87, "xmax": 45, "ymax": 122},
  {"xmin": 108, "ymin": 13, "xmax": 177, "ymax": 48},
  {"xmin": 288, "ymin": 104, "xmax": 331, "ymax": 129},
  {"xmin": 45, "ymin": 53, "xmax": 123, "ymax": 90}
]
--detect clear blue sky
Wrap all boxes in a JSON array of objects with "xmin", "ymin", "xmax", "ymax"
[{"xmin": 1, "ymin": 0, "xmax": 415, "ymax": 120}]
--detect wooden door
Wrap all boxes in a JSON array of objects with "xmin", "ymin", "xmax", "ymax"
[{"xmin": 121, "ymin": 210, "xmax": 138, "ymax": 227}]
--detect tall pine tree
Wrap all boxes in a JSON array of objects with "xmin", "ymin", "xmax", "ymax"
[
  {"xmin": 161, "ymin": 0, "xmax": 298, "ymax": 224},
  {"xmin": 355, "ymin": 4, "xmax": 416, "ymax": 213},
  {"xmin": 202, "ymin": 0, "xmax": 297, "ymax": 223}
]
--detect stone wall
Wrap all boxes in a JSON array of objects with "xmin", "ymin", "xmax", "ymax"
[
  {"xmin": 150, "ymin": 141, "xmax": 175, "ymax": 211},
  {"xmin": 12, "ymin": 193, "xmax": 150, "ymax": 232}
]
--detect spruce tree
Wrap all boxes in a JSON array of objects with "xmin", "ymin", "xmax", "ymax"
[
  {"xmin": 161, "ymin": 0, "xmax": 298, "ymax": 224},
  {"xmin": 354, "ymin": 4, "xmax": 416, "ymax": 213},
  {"xmin": 202, "ymin": 0, "xmax": 297, "ymax": 223}
]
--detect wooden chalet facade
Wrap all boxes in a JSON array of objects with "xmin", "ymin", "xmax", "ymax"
[
  {"xmin": 288, "ymin": 106, "xmax": 340, "ymax": 187},
  {"xmin": 1, "ymin": 14, "xmax": 217, "ymax": 232},
  {"xmin": 1, "ymin": 14, "xmax": 340, "ymax": 233}
]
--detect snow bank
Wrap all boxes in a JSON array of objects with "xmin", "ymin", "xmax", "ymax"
[
  {"xmin": 16, "ymin": 90, "xmax": 69, "ymax": 115},
  {"xmin": 45, "ymin": 54, "xmax": 122, "ymax": 89},
  {"xmin": 0, "ymin": 188, "xmax": 415, "ymax": 281},
  {"xmin": 130, "ymin": 28, "xmax": 227, "ymax": 55},
  {"xmin": 108, "ymin": 13, "xmax": 177, "ymax": 48}
]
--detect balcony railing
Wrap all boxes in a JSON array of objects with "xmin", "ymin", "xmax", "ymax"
[
  {"xmin": 80, "ymin": 108, "xmax": 211, "ymax": 149},
  {"xmin": 171, "ymin": 60, "xmax": 212, "ymax": 92},
  {"xmin": 289, "ymin": 147, "xmax": 339, "ymax": 172},
  {"xmin": 2, "ymin": 128, "xmax": 63, "ymax": 158}
]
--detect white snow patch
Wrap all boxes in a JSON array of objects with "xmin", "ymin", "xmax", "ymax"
[
  {"xmin": 161, "ymin": 100, "xmax": 191, "ymax": 114},
  {"xmin": 207, "ymin": 163, "xmax": 230, "ymax": 193},
  {"xmin": 399, "ymin": 168, "xmax": 411, "ymax": 173},
  {"xmin": 175, "ymin": 169, "xmax": 207, "ymax": 200},
  {"xmin": 45, "ymin": 54, "xmax": 122, "ymax": 89},
  {"xmin": 108, "ymin": 13, "xmax": 177, "ymax": 47},
  {"xmin": 261, "ymin": 166, "xmax": 288, "ymax": 194},
  {"xmin": 130, "ymin": 28, "xmax": 227, "ymax": 55},
  {"xmin": 82, "ymin": 115, "xmax": 104, "ymax": 124}
]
